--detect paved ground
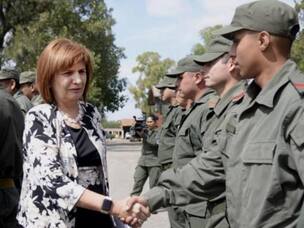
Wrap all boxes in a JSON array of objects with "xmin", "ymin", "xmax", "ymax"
[{"xmin": 106, "ymin": 139, "xmax": 170, "ymax": 228}]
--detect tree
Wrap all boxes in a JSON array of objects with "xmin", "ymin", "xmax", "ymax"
[
  {"xmin": 0, "ymin": 0, "xmax": 53, "ymax": 65},
  {"xmin": 129, "ymin": 52, "xmax": 175, "ymax": 114},
  {"xmin": 291, "ymin": 0, "xmax": 304, "ymax": 71},
  {"xmin": 3, "ymin": 0, "xmax": 127, "ymax": 113},
  {"xmin": 191, "ymin": 25, "xmax": 223, "ymax": 55}
]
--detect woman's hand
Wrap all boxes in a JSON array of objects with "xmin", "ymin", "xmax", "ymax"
[{"xmin": 112, "ymin": 197, "xmax": 150, "ymax": 227}]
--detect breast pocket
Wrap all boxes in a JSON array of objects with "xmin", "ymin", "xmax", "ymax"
[
  {"xmin": 241, "ymin": 141, "xmax": 279, "ymax": 207},
  {"xmin": 174, "ymin": 128, "xmax": 194, "ymax": 161}
]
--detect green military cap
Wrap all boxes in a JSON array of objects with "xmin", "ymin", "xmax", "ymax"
[
  {"xmin": 194, "ymin": 36, "xmax": 232, "ymax": 64},
  {"xmin": 20, "ymin": 71, "xmax": 36, "ymax": 84},
  {"xmin": 166, "ymin": 55, "xmax": 202, "ymax": 77},
  {"xmin": 216, "ymin": 0, "xmax": 299, "ymax": 40},
  {"xmin": 155, "ymin": 76, "xmax": 177, "ymax": 89},
  {"xmin": 0, "ymin": 69, "xmax": 19, "ymax": 82}
]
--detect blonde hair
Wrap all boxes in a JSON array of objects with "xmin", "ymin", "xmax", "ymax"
[{"xmin": 37, "ymin": 38, "xmax": 93, "ymax": 104}]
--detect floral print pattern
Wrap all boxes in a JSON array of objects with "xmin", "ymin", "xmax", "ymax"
[{"xmin": 17, "ymin": 102, "xmax": 109, "ymax": 228}]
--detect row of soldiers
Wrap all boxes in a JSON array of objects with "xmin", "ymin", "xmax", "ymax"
[
  {"xmin": 129, "ymin": 0, "xmax": 304, "ymax": 228},
  {"xmin": 0, "ymin": 69, "xmax": 43, "ymax": 114}
]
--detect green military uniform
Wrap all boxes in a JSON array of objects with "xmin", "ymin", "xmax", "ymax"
[
  {"xmin": 155, "ymin": 75, "xmax": 180, "ymax": 170},
  {"xmin": 0, "ymin": 69, "xmax": 33, "ymax": 115},
  {"xmin": 215, "ymin": 1, "xmax": 303, "ymax": 227},
  {"xmin": 20, "ymin": 71, "xmax": 44, "ymax": 106},
  {"xmin": 131, "ymin": 127, "xmax": 161, "ymax": 196},
  {"xmin": 156, "ymin": 74, "xmax": 187, "ymax": 228},
  {"xmin": 0, "ymin": 89, "xmax": 24, "ymax": 227},
  {"xmin": 157, "ymin": 105, "xmax": 181, "ymax": 168},
  {"xmin": 140, "ymin": 36, "xmax": 239, "ymax": 228},
  {"xmin": 142, "ymin": 81, "xmax": 244, "ymax": 228},
  {"xmin": 162, "ymin": 55, "xmax": 215, "ymax": 228},
  {"xmin": 222, "ymin": 61, "xmax": 304, "ymax": 227},
  {"xmin": 31, "ymin": 94, "xmax": 44, "ymax": 106},
  {"xmin": 141, "ymin": 2, "xmax": 304, "ymax": 228},
  {"xmin": 13, "ymin": 90, "xmax": 33, "ymax": 115}
]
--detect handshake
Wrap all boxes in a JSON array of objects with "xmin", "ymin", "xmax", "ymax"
[{"xmin": 112, "ymin": 196, "xmax": 151, "ymax": 228}]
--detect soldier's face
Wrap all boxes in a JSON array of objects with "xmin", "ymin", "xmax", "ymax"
[
  {"xmin": 176, "ymin": 72, "xmax": 197, "ymax": 100},
  {"xmin": 20, "ymin": 83, "xmax": 38, "ymax": 100},
  {"xmin": 161, "ymin": 87, "xmax": 176, "ymax": 102},
  {"xmin": 0, "ymin": 79, "xmax": 16, "ymax": 95},
  {"xmin": 231, "ymin": 30, "xmax": 261, "ymax": 79},
  {"xmin": 204, "ymin": 57, "xmax": 229, "ymax": 92}
]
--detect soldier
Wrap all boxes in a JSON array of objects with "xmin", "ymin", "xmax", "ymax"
[
  {"xmin": 160, "ymin": 55, "xmax": 215, "ymax": 228},
  {"xmin": 126, "ymin": 36, "xmax": 244, "ymax": 228},
  {"xmin": 19, "ymin": 71, "xmax": 44, "ymax": 106},
  {"xmin": 19, "ymin": 71, "xmax": 38, "ymax": 101},
  {"xmin": 0, "ymin": 69, "xmax": 32, "ymax": 115},
  {"xmin": 155, "ymin": 75, "xmax": 180, "ymax": 171},
  {"xmin": 128, "ymin": 1, "xmax": 304, "ymax": 227},
  {"xmin": 0, "ymin": 89, "xmax": 24, "ymax": 227},
  {"xmin": 155, "ymin": 75, "xmax": 185, "ymax": 227},
  {"xmin": 130, "ymin": 115, "xmax": 161, "ymax": 196}
]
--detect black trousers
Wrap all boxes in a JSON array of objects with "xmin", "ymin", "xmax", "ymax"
[{"xmin": 0, "ymin": 188, "xmax": 19, "ymax": 228}]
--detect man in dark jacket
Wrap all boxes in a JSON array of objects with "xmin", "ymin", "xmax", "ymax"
[{"xmin": 0, "ymin": 88, "xmax": 24, "ymax": 228}]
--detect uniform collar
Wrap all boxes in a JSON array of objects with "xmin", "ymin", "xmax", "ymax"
[
  {"xmin": 214, "ymin": 81, "xmax": 245, "ymax": 116},
  {"xmin": 247, "ymin": 60, "xmax": 295, "ymax": 108},
  {"xmin": 193, "ymin": 88, "xmax": 215, "ymax": 105},
  {"xmin": 185, "ymin": 89, "xmax": 215, "ymax": 116}
]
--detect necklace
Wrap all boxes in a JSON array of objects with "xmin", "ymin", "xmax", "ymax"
[{"xmin": 60, "ymin": 103, "xmax": 83, "ymax": 124}]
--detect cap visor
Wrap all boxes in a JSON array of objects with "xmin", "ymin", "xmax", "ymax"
[
  {"xmin": 194, "ymin": 52, "xmax": 224, "ymax": 64},
  {"xmin": 166, "ymin": 67, "xmax": 185, "ymax": 77},
  {"xmin": 214, "ymin": 25, "xmax": 244, "ymax": 40},
  {"xmin": 155, "ymin": 84, "xmax": 165, "ymax": 89}
]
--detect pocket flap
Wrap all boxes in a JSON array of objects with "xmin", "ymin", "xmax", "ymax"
[
  {"xmin": 184, "ymin": 201, "xmax": 207, "ymax": 217},
  {"xmin": 242, "ymin": 142, "xmax": 275, "ymax": 164}
]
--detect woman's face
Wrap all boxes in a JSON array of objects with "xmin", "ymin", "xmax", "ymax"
[
  {"xmin": 146, "ymin": 117, "xmax": 156, "ymax": 129},
  {"xmin": 51, "ymin": 61, "xmax": 87, "ymax": 105}
]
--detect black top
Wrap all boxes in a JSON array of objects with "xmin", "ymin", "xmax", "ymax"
[
  {"xmin": 68, "ymin": 126, "xmax": 101, "ymax": 167},
  {"xmin": 68, "ymin": 126, "xmax": 114, "ymax": 228}
]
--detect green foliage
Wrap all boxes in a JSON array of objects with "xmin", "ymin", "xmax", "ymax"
[
  {"xmin": 191, "ymin": 43, "xmax": 205, "ymax": 55},
  {"xmin": 2, "ymin": 0, "xmax": 126, "ymax": 113},
  {"xmin": 191, "ymin": 25, "xmax": 223, "ymax": 55},
  {"xmin": 129, "ymin": 52, "xmax": 175, "ymax": 114},
  {"xmin": 295, "ymin": 0, "xmax": 304, "ymax": 25},
  {"xmin": 0, "ymin": 0, "xmax": 54, "ymax": 64},
  {"xmin": 292, "ymin": 1, "xmax": 304, "ymax": 71},
  {"xmin": 101, "ymin": 119, "xmax": 121, "ymax": 128}
]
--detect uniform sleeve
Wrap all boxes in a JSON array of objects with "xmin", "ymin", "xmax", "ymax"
[
  {"xmin": 23, "ymin": 110, "xmax": 85, "ymax": 212},
  {"xmin": 143, "ymin": 148, "xmax": 225, "ymax": 211}
]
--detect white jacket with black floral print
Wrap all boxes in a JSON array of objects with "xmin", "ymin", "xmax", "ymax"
[{"xmin": 17, "ymin": 102, "xmax": 109, "ymax": 228}]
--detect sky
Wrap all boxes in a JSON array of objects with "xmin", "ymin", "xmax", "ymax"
[{"xmin": 104, "ymin": 0, "xmax": 295, "ymax": 121}]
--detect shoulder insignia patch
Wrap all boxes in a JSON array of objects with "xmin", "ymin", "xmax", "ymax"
[
  {"xmin": 208, "ymin": 97, "xmax": 219, "ymax": 108},
  {"xmin": 232, "ymin": 91, "xmax": 245, "ymax": 102}
]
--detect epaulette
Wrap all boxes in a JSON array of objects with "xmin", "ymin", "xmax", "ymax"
[
  {"xmin": 208, "ymin": 97, "xmax": 219, "ymax": 108},
  {"xmin": 289, "ymin": 65, "xmax": 304, "ymax": 96},
  {"xmin": 232, "ymin": 91, "xmax": 245, "ymax": 102},
  {"xmin": 292, "ymin": 83, "xmax": 304, "ymax": 95}
]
